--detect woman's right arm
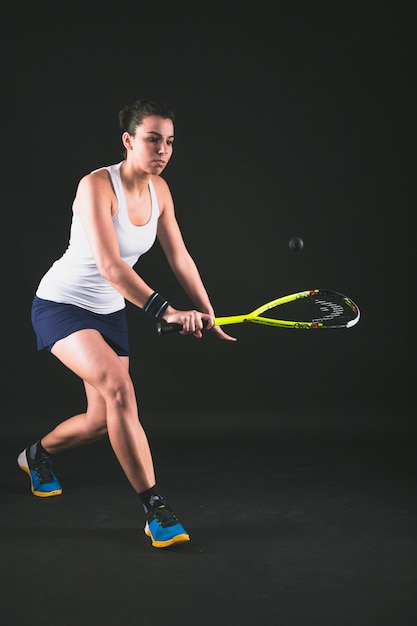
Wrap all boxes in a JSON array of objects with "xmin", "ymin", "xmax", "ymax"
[
  {"xmin": 74, "ymin": 172, "xmax": 210, "ymax": 334},
  {"xmin": 74, "ymin": 171, "xmax": 155, "ymax": 307}
]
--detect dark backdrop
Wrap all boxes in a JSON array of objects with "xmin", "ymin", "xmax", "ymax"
[{"xmin": 1, "ymin": 2, "xmax": 414, "ymax": 435}]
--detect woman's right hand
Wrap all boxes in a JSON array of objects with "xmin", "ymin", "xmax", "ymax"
[{"xmin": 163, "ymin": 308, "xmax": 213, "ymax": 338}]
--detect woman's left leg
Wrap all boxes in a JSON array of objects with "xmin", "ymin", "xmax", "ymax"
[{"xmin": 41, "ymin": 379, "xmax": 109, "ymax": 453}]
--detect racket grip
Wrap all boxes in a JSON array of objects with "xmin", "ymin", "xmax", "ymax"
[
  {"xmin": 156, "ymin": 321, "xmax": 183, "ymax": 335},
  {"xmin": 156, "ymin": 319, "xmax": 210, "ymax": 335}
]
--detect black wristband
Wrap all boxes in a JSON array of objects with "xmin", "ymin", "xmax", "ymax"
[{"xmin": 143, "ymin": 292, "xmax": 170, "ymax": 318}]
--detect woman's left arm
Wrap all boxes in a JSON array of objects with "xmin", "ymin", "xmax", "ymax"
[{"xmin": 155, "ymin": 177, "xmax": 236, "ymax": 342}]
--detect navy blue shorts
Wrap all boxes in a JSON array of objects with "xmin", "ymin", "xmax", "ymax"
[{"xmin": 31, "ymin": 296, "xmax": 129, "ymax": 356}]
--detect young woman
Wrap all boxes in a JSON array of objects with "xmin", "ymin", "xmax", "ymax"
[{"xmin": 18, "ymin": 98, "xmax": 236, "ymax": 549}]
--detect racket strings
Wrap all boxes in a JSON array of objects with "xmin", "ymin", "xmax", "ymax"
[
  {"xmin": 312, "ymin": 298, "xmax": 349, "ymax": 323},
  {"xmin": 259, "ymin": 293, "xmax": 358, "ymax": 327}
]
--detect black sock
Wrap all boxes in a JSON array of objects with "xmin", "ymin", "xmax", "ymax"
[
  {"xmin": 139, "ymin": 485, "xmax": 163, "ymax": 514},
  {"xmin": 28, "ymin": 440, "xmax": 49, "ymax": 463}
]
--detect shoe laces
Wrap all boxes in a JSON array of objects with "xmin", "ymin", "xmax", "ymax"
[
  {"xmin": 150, "ymin": 499, "xmax": 179, "ymax": 528},
  {"xmin": 33, "ymin": 456, "xmax": 55, "ymax": 484}
]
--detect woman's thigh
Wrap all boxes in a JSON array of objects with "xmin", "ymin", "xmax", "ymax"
[{"xmin": 51, "ymin": 329, "xmax": 131, "ymax": 394}]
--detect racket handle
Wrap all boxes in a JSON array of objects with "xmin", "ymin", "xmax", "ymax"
[
  {"xmin": 156, "ymin": 321, "xmax": 183, "ymax": 335},
  {"xmin": 156, "ymin": 320, "xmax": 210, "ymax": 335}
]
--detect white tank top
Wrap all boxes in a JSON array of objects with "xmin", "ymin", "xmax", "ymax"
[{"xmin": 36, "ymin": 162, "xmax": 160, "ymax": 314}]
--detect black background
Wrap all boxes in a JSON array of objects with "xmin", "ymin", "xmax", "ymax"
[{"xmin": 1, "ymin": 2, "xmax": 416, "ymax": 625}]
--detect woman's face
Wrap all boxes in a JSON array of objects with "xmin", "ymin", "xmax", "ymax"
[{"xmin": 125, "ymin": 115, "xmax": 174, "ymax": 175}]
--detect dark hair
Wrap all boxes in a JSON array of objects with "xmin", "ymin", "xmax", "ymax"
[{"xmin": 118, "ymin": 98, "xmax": 175, "ymax": 135}]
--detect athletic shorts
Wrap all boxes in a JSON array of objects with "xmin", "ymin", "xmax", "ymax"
[{"xmin": 31, "ymin": 296, "xmax": 129, "ymax": 356}]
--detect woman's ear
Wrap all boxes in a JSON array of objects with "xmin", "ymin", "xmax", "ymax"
[{"xmin": 122, "ymin": 132, "xmax": 133, "ymax": 151}]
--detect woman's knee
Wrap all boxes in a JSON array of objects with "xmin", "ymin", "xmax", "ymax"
[{"xmin": 103, "ymin": 374, "xmax": 135, "ymax": 410}]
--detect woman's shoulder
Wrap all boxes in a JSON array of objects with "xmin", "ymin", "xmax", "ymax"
[
  {"xmin": 150, "ymin": 174, "xmax": 171, "ymax": 196},
  {"xmin": 74, "ymin": 167, "xmax": 116, "ymax": 206},
  {"xmin": 79, "ymin": 166, "xmax": 113, "ymax": 189}
]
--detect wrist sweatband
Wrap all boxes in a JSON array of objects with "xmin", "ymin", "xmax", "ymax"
[{"xmin": 143, "ymin": 292, "xmax": 170, "ymax": 318}]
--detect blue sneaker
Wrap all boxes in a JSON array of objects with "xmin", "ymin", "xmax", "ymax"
[
  {"xmin": 17, "ymin": 448, "xmax": 62, "ymax": 497},
  {"xmin": 144, "ymin": 498, "xmax": 190, "ymax": 548}
]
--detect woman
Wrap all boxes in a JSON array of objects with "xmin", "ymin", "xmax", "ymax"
[{"xmin": 18, "ymin": 98, "xmax": 237, "ymax": 549}]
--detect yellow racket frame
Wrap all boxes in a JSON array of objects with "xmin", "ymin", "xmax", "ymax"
[{"xmin": 213, "ymin": 289, "xmax": 322, "ymax": 329}]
